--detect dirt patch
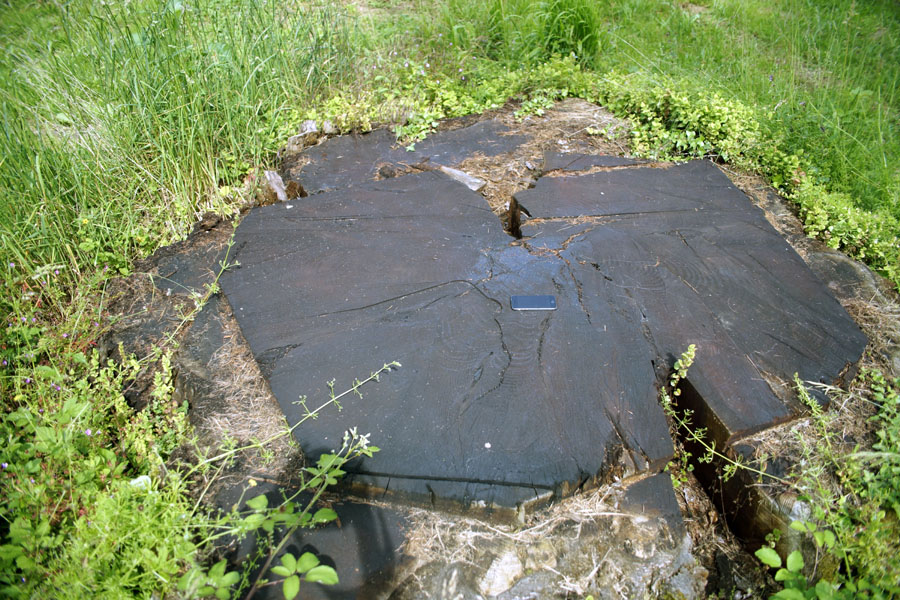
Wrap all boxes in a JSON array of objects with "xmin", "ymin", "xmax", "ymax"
[{"xmin": 453, "ymin": 99, "xmax": 633, "ymax": 215}]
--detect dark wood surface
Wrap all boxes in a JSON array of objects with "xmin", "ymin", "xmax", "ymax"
[{"xmin": 221, "ymin": 131, "xmax": 866, "ymax": 512}]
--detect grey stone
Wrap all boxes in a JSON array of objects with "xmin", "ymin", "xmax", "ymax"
[
  {"xmin": 258, "ymin": 170, "xmax": 288, "ymax": 205},
  {"xmin": 805, "ymin": 248, "xmax": 884, "ymax": 302},
  {"xmin": 479, "ymin": 550, "xmax": 523, "ymax": 596},
  {"xmin": 439, "ymin": 165, "xmax": 487, "ymax": 192},
  {"xmin": 285, "ymin": 119, "xmax": 320, "ymax": 153}
]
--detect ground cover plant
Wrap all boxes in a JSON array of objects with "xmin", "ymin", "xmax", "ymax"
[{"xmin": 2, "ymin": 0, "xmax": 899, "ymax": 597}]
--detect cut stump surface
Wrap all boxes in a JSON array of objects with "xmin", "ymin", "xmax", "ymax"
[{"xmin": 220, "ymin": 120, "xmax": 866, "ymax": 514}]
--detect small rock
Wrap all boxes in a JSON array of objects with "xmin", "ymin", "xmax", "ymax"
[
  {"xmin": 285, "ymin": 120, "xmax": 320, "ymax": 153},
  {"xmin": 264, "ymin": 170, "xmax": 288, "ymax": 203},
  {"xmin": 525, "ymin": 160, "xmax": 535, "ymax": 170},
  {"xmin": 438, "ymin": 165, "xmax": 486, "ymax": 192},
  {"xmin": 299, "ymin": 119, "xmax": 318, "ymax": 137},
  {"xmin": 322, "ymin": 119, "xmax": 337, "ymax": 135},
  {"xmin": 479, "ymin": 550, "xmax": 523, "ymax": 597},
  {"xmin": 256, "ymin": 170, "xmax": 288, "ymax": 206}
]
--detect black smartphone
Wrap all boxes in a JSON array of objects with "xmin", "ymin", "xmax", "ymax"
[{"xmin": 510, "ymin": 295, "xmax": 557, "ymax": 311}]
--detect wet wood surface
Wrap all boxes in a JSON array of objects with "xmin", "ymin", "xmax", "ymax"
[{"xmin": 220, "ymin": 125, "xmax": 866, "ymax": 512}]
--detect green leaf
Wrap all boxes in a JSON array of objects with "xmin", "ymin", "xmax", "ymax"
[
  {"xmin": 34, "ymin": 365, "xmax": 62, "ymax": 381},
  {"xmin": 305, "ymin": 565, "xmax": 339, "ymax": 585},
  {"xmin": 312, "ymin": 508, "xmax": 338, "ymax": 524},
  {"xmin": 280, "ymin": 552, "xmax": 297, "ymax": 574},
  {"xmin": 241, "ymin": 513, "xmax": 265, "ymax": 529},
  {"xmin": 0, "ymin": 545, "xmax": 23, "ymax": 561},
  {"xmin": 296, "ymin": 552, "xmax": 319, "ymax": 573},
  {"xmin": 772, "ymin": 589, "xmax": 805, "ymax": 600},
  {"xmin": 246, "ymin": 494, "xmax": 268, "ymax": 510},
  {"xmin": 790, "ymin": 520, "xmax": 814, "ymax": 533},
  {"xmin": 815, "ymin": 580, "xmax": 836, "ymax": 600},
  {"xmin": 177, "ymin": 570, "xmax": 194, "ymax": 591},
  {"xmin": 755, "ymin": 546, "xmax": 782, "ymax": 568},
  {"xmin": 786, "ymin": 550, "xmax": 804, "ymax": 573},
  {"xmin": 209, "ymin": 559, "xmax": 227, "ymax": 579},
  {"xmin": 283, "ymin": 575, "xmax": 300, "ymax": 600},
  {"xmin": 271, "ymin": 566, "xmax": 293, "ymax": 578},
  {"xmin": 215, "ymin": 588, "xmax": 229, "ymax": 600},
  {"xmin": 221, "ymin": 571, "xmax": 240, "ymax": 587},
  {"xmin": 774, "ymin": 568, "xmax": 792, "ymax": 582}
]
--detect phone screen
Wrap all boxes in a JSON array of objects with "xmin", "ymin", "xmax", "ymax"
[{"xmin": 510, "ymin": 295, "xmax": 557, "ymax": 311}]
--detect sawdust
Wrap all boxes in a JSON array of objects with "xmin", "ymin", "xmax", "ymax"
[{"xmin": 454, "ymin": 98, "xmax": 635, "ymax": 215}]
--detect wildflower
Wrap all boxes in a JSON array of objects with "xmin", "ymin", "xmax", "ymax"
[
  {"xmin": 31, "ymin": 317, "xmax": 36, "ymax": 323},
  {"xmin": 21, "ymin": 317, "xmax": 26, "ymax": 322},
  {"xmin": 1, "ymin": 463, "xmax": 7, "ymax": 469},
  {"xmin": 1, "ymin": 360, "xmax": 6, "ymax": 366},
  {"xmin": 768, "ymin": 74, "xmax": 773, "ymax": 81},
  {"xmin": 8, "ymin": 262, "xmax": 13, "ymax": 268},
  {"xmin": 62, "ymin": 333, "xmax": 68, "ymax": 338},
  {"xmin": 24, "ymin": 378, "xmax": 31, "ymax": 384},
  {"xmin": 85, "ymin": 429, "xmax": 92, "ymax": 436},
  {"xmin": 425, "ymin": 62, "xmax": 430, "ymax": 68},
  {"xmin": 54, "ymin": 269, "xmax": 59, "ymax": 275}
]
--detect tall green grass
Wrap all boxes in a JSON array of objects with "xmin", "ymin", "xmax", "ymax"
[
  {"xmin": 421, "ymin": 0, "xmax": 602, "ymax": 66},
  {"xmin": 424, "ymin": 0, "xmax": 899, "ymax": 221},
  {"xmin": 0, "ymin": 2, "xmax": 368, "ymax": 595},
  {"xmin": 0, "ymin": 0, "xmax": 358, "ymax": 298}
]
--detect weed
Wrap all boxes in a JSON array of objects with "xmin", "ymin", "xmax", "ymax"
[{"xmin": 662, "ymin": 348, "xmax": 900, "ymax": 597}]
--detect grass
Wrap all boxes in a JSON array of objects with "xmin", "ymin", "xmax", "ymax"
[
  {"xmin": 0, "ymin": 0, "xmax": 358, "ymax": 287},
  {"xmin": 427, "ymin": 0, "xmax": 899, "ymax": 218},
  {"xmin": 1, "ymin": 0, "xmax": 899, "ymax": 597},
  {"xmin": 1, "ymin": 0, "xmax": 366, "ymax": 596}
]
